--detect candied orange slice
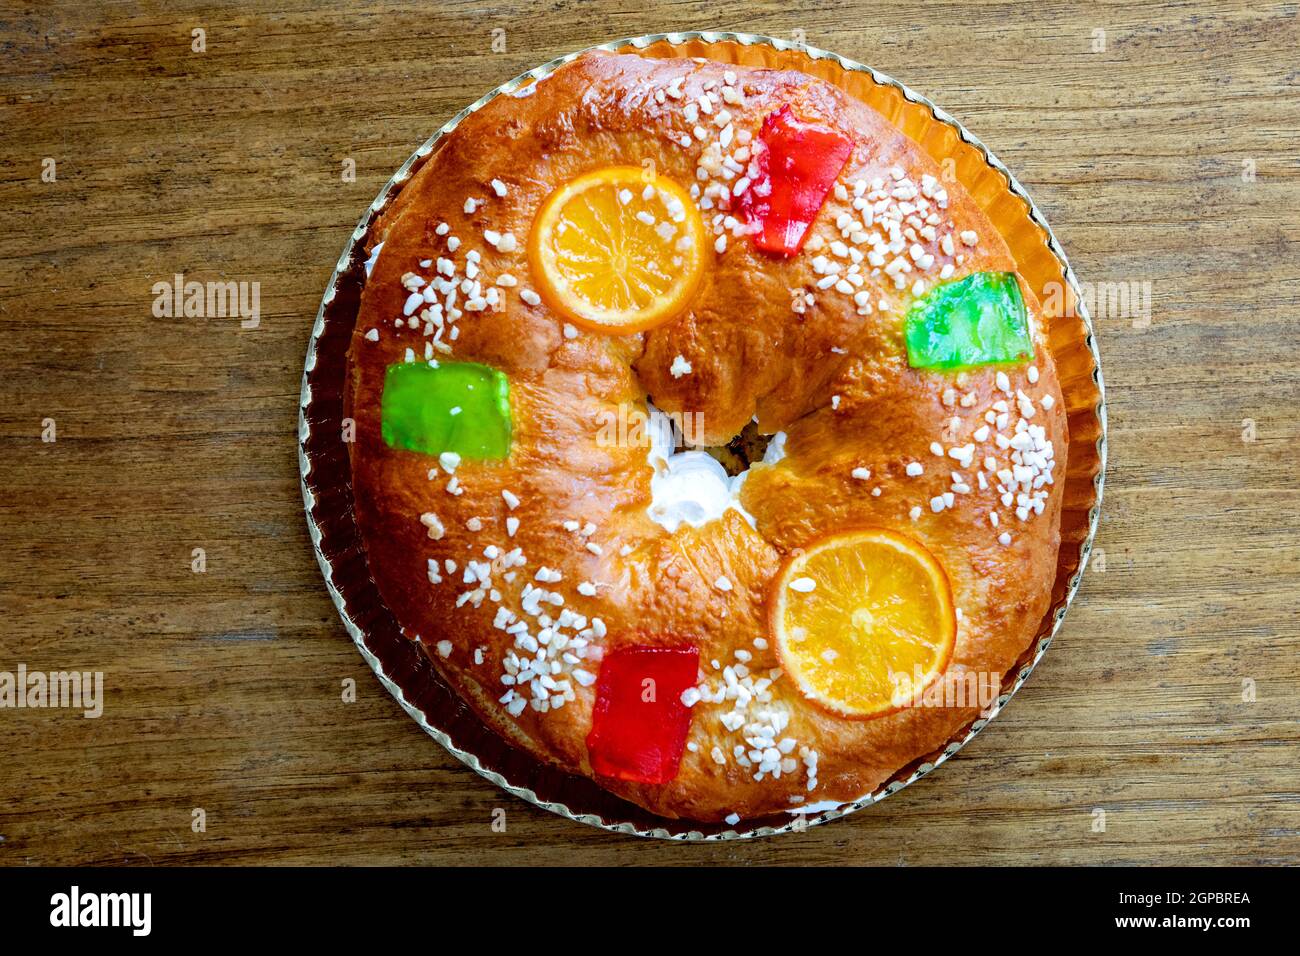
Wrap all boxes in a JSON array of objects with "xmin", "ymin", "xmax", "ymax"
[
  {"xmin": 770, "ymin": 528, "xmax": 957, "ymax": 719},
  {"xmin": 527, "ymin": 165, "xmax": 706, "ymax": 334}
]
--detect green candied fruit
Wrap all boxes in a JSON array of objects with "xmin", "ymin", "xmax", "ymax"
[
  {"xmin": 380, "ymin": 360, "xmax": 512, "ymax": 459},
  {"xmin": 904, "ymin": 272, "xmax": 1034, "ymax": 369}
]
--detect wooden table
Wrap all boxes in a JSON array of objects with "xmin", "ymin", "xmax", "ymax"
[{"xmin": 2, "ymin": 0, "xmax": 1296, "ymax": 866}]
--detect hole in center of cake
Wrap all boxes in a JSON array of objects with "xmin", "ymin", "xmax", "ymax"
[
  {"xmin": 700, "ymin": 420, "xmax": 774, "ymax": 478},
  {"xmin": 644, "ymin": 404, "xmax": 785, "ymax": 534}
]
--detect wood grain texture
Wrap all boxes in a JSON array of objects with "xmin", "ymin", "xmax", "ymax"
[{"xmin": 1, "ymin": 0, "xmax": 1297, "ymax": 866}]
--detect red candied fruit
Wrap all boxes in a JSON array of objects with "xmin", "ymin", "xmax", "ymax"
[
  {"xmin": 585, "ymin": 644, "xmax": 700, "ymax": 784},
  {"xmin": 737, "ymin": 105, "xmax": 854, "ymax": 257}
]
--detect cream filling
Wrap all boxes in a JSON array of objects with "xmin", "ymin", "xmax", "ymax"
[
  {"xmin": 761, "ymin": 428, "xmax": 787, "ymax": 465},
  {"xmin": 645, "ymin": 406, "xmax": 786, "ymax": 535},
  {"xmin": 363, "ymin": 241, "xmax": 384, "ymax": 278}
]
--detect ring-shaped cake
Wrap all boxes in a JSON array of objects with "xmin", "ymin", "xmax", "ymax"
[{"xmin": 345, "ymin": 51, "xmax": 1067, "ymax": 822}]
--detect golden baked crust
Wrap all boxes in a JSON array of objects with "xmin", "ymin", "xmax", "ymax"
[{"xmin": 344, "ymin": 51, "xmax": 1068, "ymax": 821}]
